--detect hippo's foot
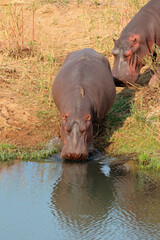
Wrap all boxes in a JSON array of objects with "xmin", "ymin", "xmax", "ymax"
[{"xmin": 149, "ymin": 75, "xmax": 160, "ymax": 91}]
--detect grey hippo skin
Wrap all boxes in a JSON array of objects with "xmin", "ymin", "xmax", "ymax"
[
  {"xmin": 52, "ymin": 48, "xmax": 116, "ymax": 161},
  {"xmin": 112, "ymin": 0, "xmax": 160, "ymax": 89}
]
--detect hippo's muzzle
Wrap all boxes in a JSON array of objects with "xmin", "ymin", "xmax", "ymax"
[{"xmin": 61, "ymin": 151, "xmax": 89, "ymax": 161}]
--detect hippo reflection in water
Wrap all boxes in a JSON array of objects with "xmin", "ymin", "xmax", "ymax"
[
  {"xmin": 50, "ymin": 160, "xmax": 160, "ymax": 236},
  {"xmin": 50, "ymin": 161, "xmax": 115, "ymax": 226}
]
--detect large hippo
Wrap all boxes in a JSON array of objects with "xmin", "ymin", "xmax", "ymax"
[
  {"xmin": 52, "ymin": 48, "xmax": 116, "ymax": 161},
  {"xmin": 112, "ymin": 0, "xmax": 160, "ymax": 88}
]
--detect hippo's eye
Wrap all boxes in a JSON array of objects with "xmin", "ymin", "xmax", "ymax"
[
  {"xmin": 65, "ymin": 126, "xmax": 71, "ymax": 134},
  {"xmin": 112, "ymin": 53, "xmax": 117, "ymax": 61},
  {"xmin": 124, "ymin": 53, "xmax": 130, "ymax": 58},
  {"xmin": 112, "ymin": 47, "xmax": 119, "ymax": 56},
  {"xmin": 112, "ymin": 53, "xmax": 117, "ymax": 63},
  {"xmin": 112, "ymin": 52, "xmax": 116, "ymax": 57}
]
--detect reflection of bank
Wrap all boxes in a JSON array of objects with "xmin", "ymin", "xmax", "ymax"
[{"xmin": 50, "ymin": 160, "xmax": 117, "ymax": 235}]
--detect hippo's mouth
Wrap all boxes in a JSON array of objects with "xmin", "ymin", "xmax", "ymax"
[{"xmin": 61, "ymin": 152, "xmax": 89, "ymax": 161}]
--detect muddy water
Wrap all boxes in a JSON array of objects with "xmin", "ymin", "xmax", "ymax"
[{"xmin": 0, "ymin": 153, "xmax": 160, "ymax": 240}]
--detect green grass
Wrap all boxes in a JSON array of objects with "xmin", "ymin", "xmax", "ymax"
[
  {"xmin": 105, "ymin": 95, "xmax": 160, "ymax": 170},
  {"xmin": 0, "ymin": 143, "xmax": 58, "ymax": 162},
  {"xmin": 107, "ymin": 89, "xmax": 134, "ymax": 124}
]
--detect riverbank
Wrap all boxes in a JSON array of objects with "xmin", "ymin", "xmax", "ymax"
[{"xmin": 0, "ymin": 0, "xmax": 159, "ymax": 169}]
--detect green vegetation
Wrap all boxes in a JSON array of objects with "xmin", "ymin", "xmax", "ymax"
[
  {"xmin": 144, "ymin": 43, "xmax": 160, "ymax": 86},
  {"xmin": 102, "ymin": 88, "xmax": 160, "ymax": 170},
  {"xmin": 0, "ymin": 143, "xmax": 58, "ymax": 162}
]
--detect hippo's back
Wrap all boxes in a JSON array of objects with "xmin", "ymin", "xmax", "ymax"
[
  {"xmin": 52, "ymin": 48, "xmax": 116, "ymax": 120},
  {"xmin": 122, "ymin": 0, "xmax": 160, "ymax": 36}
]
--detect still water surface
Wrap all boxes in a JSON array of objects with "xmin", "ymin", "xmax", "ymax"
[{"xmin": 0, "ymin": 153, "xmax": 160, "ymax": 240}]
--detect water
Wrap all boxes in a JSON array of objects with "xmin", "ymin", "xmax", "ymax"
[{"xmin": 0, "ymin": 154, "xmax": 160, "ymax": 240}]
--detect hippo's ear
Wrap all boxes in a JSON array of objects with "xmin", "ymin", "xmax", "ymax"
[
  {"xmin": 62, "ymin": 114, "xmax": 68, "ymax": 122},
  {"xmin": 113, "ymin": 38, "xmax": 116, "ymax": 44},
  {"xmin": 86, "ymin": 114, "xmax": 91, "ymax": 122}
]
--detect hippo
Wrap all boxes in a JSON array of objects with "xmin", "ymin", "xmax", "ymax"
[
  {"xmin": 112, "ymin": 0, "xmax": 160, "ymax": 89},
  {"xmin": 52, "ymin": 48, "xmax": 116, "ymax": 161}
]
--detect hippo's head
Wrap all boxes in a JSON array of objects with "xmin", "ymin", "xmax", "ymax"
[
  {"xmin": 112, "ymin": 34, "xmax": 143, "ymax": 85},
  {"xmin": 60, "ymin": 113, "xmax": 93, "ymax": 161}
]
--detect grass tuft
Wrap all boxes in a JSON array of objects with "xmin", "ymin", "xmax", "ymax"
[{"xmin": 0, "ymin": 143, "xmax": 58, "ymax": 162}]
